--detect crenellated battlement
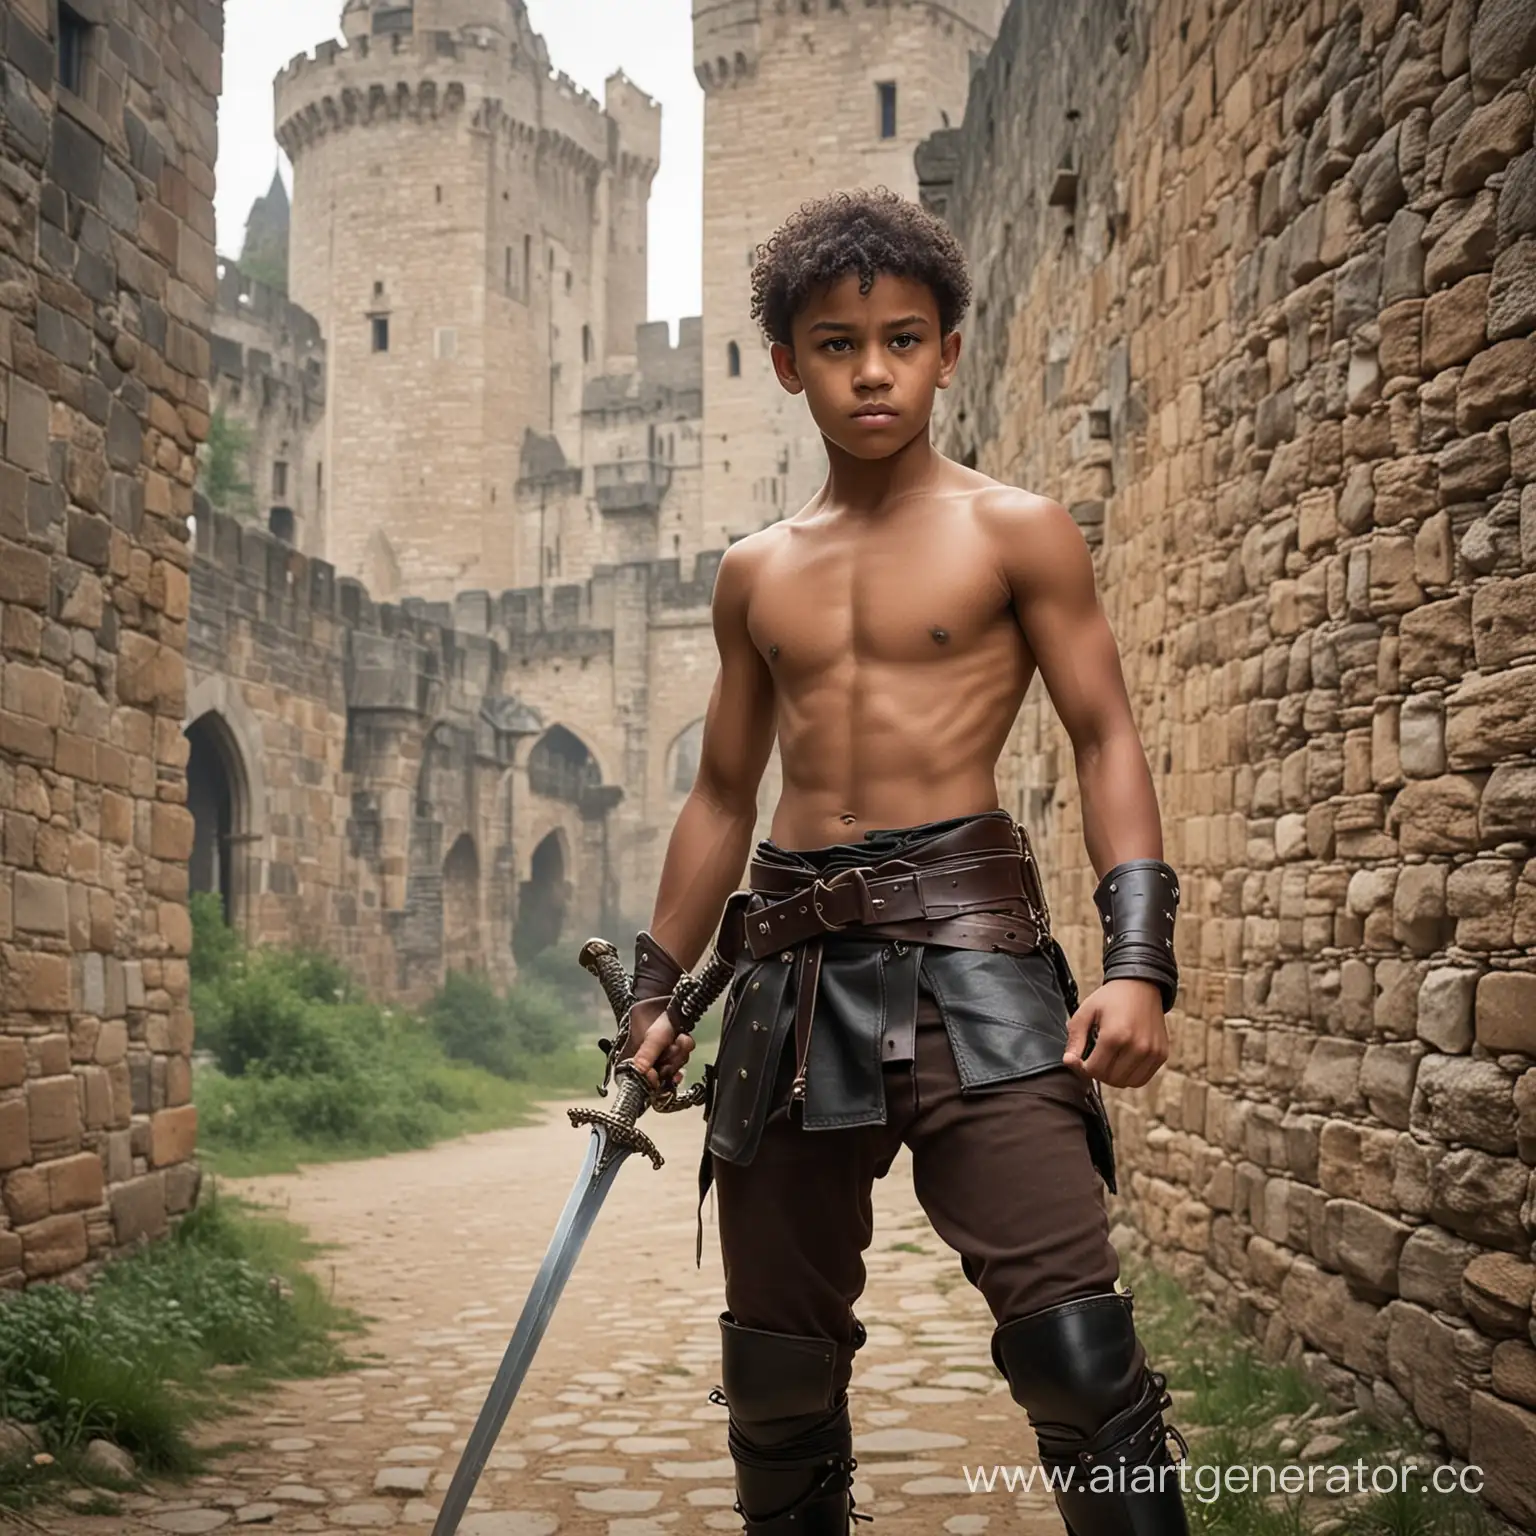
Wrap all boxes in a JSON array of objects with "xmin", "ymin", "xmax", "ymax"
[
  {"xmin": 275, "ymin": 25, "xmax": 651, "ymax": 172},
  {"xmin": 692, "ymin": 0, "xmax": 1004, "ymax": 91},
  {"xmin": 191, "ymin": 509, "xmax": 718, "ymax": 681}
]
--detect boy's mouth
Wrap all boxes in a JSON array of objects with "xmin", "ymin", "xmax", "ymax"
[{"xmin": 851, "ymin": 404, "xmax": 898, "ymax": 419}]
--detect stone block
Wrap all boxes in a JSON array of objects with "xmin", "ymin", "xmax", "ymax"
[
  {"xmin": 1458, "ymin": 338, "xmax": 1536, "ymax": 433},
  {"xmin": 1490, "ymin": 239, "xmax": 1536, "ymax": 343},
  {"xmin": 1444, "ymin": 91, "xmax": 1534, "ymax": 195},
  {"xmin": 1447, "ymin": 665, "xmax": 1536, "ymax": 768},
  {"xmin": 5, "ymin": 377, "xmax": 50, "ymax": 475},
  {"xmin": 1328, "ymin": 1199, "xmax": 1412, "ymax": 1294},
  {"xmin": 1463, "ymin": 1253, "xmax": 1536, "ymax": 1339},
  {"xmin": 1392, "ymin": 773, "xmax": 1482, "ymax": 853},
  {"xmin": 1469, "ymin": 0, "xmax": 1536, "ymax": 95},
  {"xmin": 1300, "ymin": 1039, "xmax": 1366, "ymax": 1114},
  {"xmin": 1516, "ymin": 1070, "xmax": 1536, "ymax": 1163},
  {"xmin": 1413, "ymin": 1054, "xmax": 1517, "ymax": 1154},
  {"xmin": 1476, "ymin": 972, "xmax": 1536, "ymax": 1056},
  {"xmin": 1430, "ymin": 1146, "xmax": 1530, "ymax": 1249},
  {"xmin": 1447, "ymin": 861, "xmax": 1515, "ymax": 951},
  {"xmin": 1470, "ymin": 1391, "xmax": 1536, "ymax": 1531},
  {"xmin": 0, "ymin": 1040, "xmax": 24, "ymax": 1089},
  {"xmin": 0, "ymin": 1099, "xmax": 29, "ymax": 1172},
  {"xmin": 149, "ymin": 1105, "xmax": 197, "ymax": 1168},
  {"xmin": 4, "ymin": 951, "xmax": 70, "ymax": 1013},
  {"xmin": 109, "ymin": 1172, "xmax": 167, "ymax": 1245},
  {"xmin": 1422, "ymin": 273, "xmax": 1489, "ymax": 372},
  {"xmin": 1472, "ymin": 576, "xmax": 1536, "ymax": 670},
  {"xmin": 1400, "ymin": 1224, "xmax": 1481, "ymax": 1311},
  {"xmin": 13, "ymin": 872, "xmax": 69, "ymax": 936},
  {"xmin": 19, "ymin": 1212, "xmax": 88, "ymax": 1279},
  {"xmin": 25, "ymin": 1075, "xmax": 80, "ymax": 1148},
  {"xmin": 1399, "ymin": 692, "xmax": 1446, "ymax": 778},
  {"xmin": 1377, "ymin": 298, "xmax": 1423, "ymax": 379},
  {"xmin": 1392, "ymin": 863, "xmax": 1447, "ymax": 953},
  {"xmin": 1361, "ymin": 1043, "xmax": 1423, "ymax": 1130},
  {"xmin": 44, "ymin": 1151, "xmax": 103, "ymax": 1214},
  {"xmin": 1392, "ymin": 1306, "xmax": 1493, "ymax": 1458},
  {"xmin": 1492, "ymin": 1340, "xmax": 1536, "ymax": 1410}
]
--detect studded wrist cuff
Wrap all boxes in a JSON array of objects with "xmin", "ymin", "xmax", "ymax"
[
  {"xmin": 633, "ymin": 931, "xmax": 686, "ymax": 1003},
  {"xmin": 1093, "ymin": 860, "xmax": 1180, "ymax": 1012}
]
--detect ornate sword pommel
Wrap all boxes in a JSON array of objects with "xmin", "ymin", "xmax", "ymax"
[{"xmin": 580, "ymin": 938, "xmax": 635, "ymax": 1023}]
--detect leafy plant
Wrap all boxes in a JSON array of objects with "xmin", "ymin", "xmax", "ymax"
[{"xmin": 198, "ymin": 407, "xmax": 256, "ymax": 519}]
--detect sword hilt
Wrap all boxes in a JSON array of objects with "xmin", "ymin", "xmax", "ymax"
[{"xmin": 579, "ymin": 938, "xmax": 634, "ymax": 1022}]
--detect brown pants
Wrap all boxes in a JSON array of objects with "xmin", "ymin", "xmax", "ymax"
[{"xmin": 713, "ymin": 985, "xmax": 1121, "ymax": 1399}]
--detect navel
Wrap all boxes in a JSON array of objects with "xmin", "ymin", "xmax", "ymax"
[
  {"xmin": 930, "ymin": 627, "xmax": 950, "ymax": 644},
  {"xmin": 768, "ymin": 643, "xmax": 780, "ymax": 661}
]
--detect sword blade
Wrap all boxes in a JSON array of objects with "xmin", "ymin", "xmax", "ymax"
[{"xmin": 430, "ymin": 1124, "xmax": 632, "ymax": 1536}]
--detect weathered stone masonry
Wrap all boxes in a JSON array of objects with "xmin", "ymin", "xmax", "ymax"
[
  {"xmin": 0, "ymin": 0, "xmax": 219, "ymax": 1286},
  {"xmin": 929, "ymin": 0, "xmax": 1536, "ymax": 1521},
  {"xmin": 184, "ymin": 506, "xmax": 722, "ymax": 1006}
]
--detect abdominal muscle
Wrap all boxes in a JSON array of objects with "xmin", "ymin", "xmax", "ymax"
[{"xmin": 766, "ymin": 649, "xmax": 1033, "ymax": 850}]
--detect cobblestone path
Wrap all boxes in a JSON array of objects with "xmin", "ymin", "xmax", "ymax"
[{"xmin": 49, "ymin": 1100, "xmax": 1067, "ymax": 1536}]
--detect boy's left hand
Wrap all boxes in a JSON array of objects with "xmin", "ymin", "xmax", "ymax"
[{"xmin": 1061, "ymin": 978, "xmax": 1169, "ymax": 1089}]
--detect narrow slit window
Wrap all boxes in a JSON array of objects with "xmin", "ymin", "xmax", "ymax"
[
  {"xmin": 523, "ymin": 235, "xmax": 532, "ymax": 302},
  {"xmin": 272, "ymin": 460, "xmax": 289, "ymax": 498},
  {"xmin": 878, "ymin": 81, "xmax": 897, "ymax": 140},
  {"xmin": 58, "ymin": 4, "xmax": 89, "ymax": 95},
  {"xmin": 505, "ymin": 246, "xmax": 513, "ymax": 296},
  {"xmin": 727, "ymin": 341, "xmax": 741, "ymax": 378},
  {"xmin": 371, "ymin": 316, "xmax": 390, "ymax": 353}
]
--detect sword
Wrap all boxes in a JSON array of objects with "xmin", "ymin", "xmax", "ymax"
[{"xmin": 429, "ymin": 938, "xmax": 734, "ymax": 1536}]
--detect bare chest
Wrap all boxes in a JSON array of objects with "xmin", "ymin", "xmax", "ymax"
[{"xmin": 747, "ymin": 525, "xmax": 1016, "ymax": 676}]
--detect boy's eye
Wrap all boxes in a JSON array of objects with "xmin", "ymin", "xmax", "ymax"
[
  {"xmin": 890, "ymin": 333, "xmax": 920, "ymax": 350},
  {"xmin": 820, "ymin": 337, "xmax": 854, "ymax": 352}
]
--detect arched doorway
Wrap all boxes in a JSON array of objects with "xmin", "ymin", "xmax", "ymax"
[
  {"xmin": 185, "ymin": 711, "xmax": 249, "ymax": 925},
  {"xmin": 442, "ymin": 834, "xmax": 481, "ymax": 975},
  {"xmin": 514, "ymin": 829, "xmax": 568, "ymax": 964},
  {"xmin": 528, "ymin": 726, "xmax": 600, "ymax": 804}
]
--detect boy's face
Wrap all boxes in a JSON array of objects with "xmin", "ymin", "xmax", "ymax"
[{"xmin": 770, "ymin": 272, "xmax": 962, "ymax": 461}]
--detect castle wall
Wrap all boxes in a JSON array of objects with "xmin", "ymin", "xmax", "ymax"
[
  {"xmin": 695, "ymin": 0, "xmax": 1005, "ymax": 537},
  {"xmin": 209, "ymin": 262, "xmax": 326, "ymax": 553},
  {"xmin": 933, "ymin": 0, "xmax": 1536, "ymax": 1516},
  {"xmin": 0, "ymin": 0, "xmax": 220, "ymax": 1285}
]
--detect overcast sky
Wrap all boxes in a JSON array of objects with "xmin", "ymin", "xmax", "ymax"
[{"xmin": 214, "ymin": 0, "xmax": 704, "ymax": 331}]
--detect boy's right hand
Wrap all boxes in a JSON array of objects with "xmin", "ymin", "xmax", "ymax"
[{"xmin": 623, "ymin": 995, "xmax": 696, "ymax": 1093}]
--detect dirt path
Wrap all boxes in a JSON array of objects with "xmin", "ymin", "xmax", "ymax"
[{"xmin": 47, "ymin": 1099, "xmax": 1067, "ymax": 1536}]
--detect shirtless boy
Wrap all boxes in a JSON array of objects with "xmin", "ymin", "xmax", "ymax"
[{"xmin": 621, "ymin": 189, "xmax": 1190, "ymax": 1536}]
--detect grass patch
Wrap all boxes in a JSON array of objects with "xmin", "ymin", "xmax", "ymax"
[
  {"xmin": 190, "ymin": 895, "xmax": 610, "ymax": 1175},
  {"xmin": 1123, "ymin": 1262, "xmax": 1499, "ymax": 1535},
  {"xmin": 0, "ymin": 1189, "xmax": 355, "ymax": 1511}
]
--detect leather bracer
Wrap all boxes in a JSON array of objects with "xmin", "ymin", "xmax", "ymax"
[{"xmin": 1093, "ymin": 860, "xmax": 1180, "ymax": 1011}]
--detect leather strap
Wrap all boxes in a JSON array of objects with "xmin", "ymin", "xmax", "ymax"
[{"xmin": 744, "ymin": 853, "xmax": 1031, "ymax": 959}]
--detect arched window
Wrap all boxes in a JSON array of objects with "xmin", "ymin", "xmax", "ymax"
[
  {"xmin": 727, "ymin": 341, "xmax": 741, "ymax": 378},
  {"xmin": 528, "ymin": 725, "xmax": 601, "ymax": 804}
]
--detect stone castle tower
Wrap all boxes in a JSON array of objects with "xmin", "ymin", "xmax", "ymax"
[
  {"xmin": 693, "ymin": 0, "xmax": 1005, "ymax": 538},
  {"xmin": 274, "ymin": 0, "xmax": 660, "ymax": 599}
]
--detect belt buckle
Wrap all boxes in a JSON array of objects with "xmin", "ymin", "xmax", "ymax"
[{"xmin": 811, "ymin": 867, "xmax": 879, "ymax": 930}]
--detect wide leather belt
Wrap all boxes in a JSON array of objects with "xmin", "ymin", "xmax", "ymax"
[
  {"xmin": 742, "ymin": 853, "xmax": 1034, "ymax": 959},
  {"xmin": 728, "ymin": 820, "xmax": 1053, "ymax": 1108}
]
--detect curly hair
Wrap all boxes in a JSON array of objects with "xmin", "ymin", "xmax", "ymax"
[{"xmin": 749, "ymin": 187, "xmax": 973, "ymax": 347}]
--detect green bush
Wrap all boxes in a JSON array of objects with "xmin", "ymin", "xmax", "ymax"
[
  {"xmin": 189, "ymin": 904, "xmax": 596, "ymax": 1174},
  {"xmin": 423, "ymin": 968, "xmax": 573, "ymax": 1080},
  {"xmin": 0, "ymin": 1190, "xmax": 351, "ymax": 1492}
]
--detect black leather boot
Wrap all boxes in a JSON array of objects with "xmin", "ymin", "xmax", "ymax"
[
  {"xmin": 710, "ymin": 1313, "xmax": 869, "ymax": 1533},
  {"xmin": 991, "ymin": 1288, "xmax": 1189, "ymax": 1536}
]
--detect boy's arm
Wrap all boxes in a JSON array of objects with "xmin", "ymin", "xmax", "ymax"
[
  {"xmin": 645, "ymin": 537, "xmax": 778, "ymax": 967},
  {"xmin": 625, "ymin": 538, "xmax": 776, "ymax": 1090},
  {"xmin": 985, "ymin": 490, "xmax": 1171, "ymax": 1091},
  {"xmin": 986, "ymin": 491, "xmax": 1162, "ymax": 872}
]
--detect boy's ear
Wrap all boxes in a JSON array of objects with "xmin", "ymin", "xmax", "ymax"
[
  {"xmin": 936, "ymin": 328, "xmax": 963, "ymax": 390},
  {"xmin": 770, "ymin": 340, "xmax": 804, "ymax": 395}
]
